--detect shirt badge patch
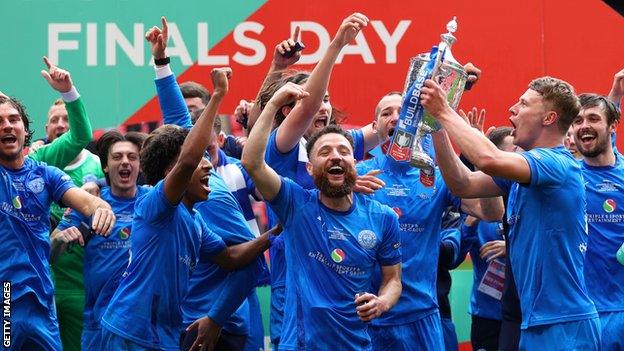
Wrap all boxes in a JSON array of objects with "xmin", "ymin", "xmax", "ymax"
[
  {"xmin": 357, "ymin": 230, "xmax": 377, "ymax": 249},
  {"xmin": 27, "ymin": 177, "xmax": 45, "ymax": 194}
]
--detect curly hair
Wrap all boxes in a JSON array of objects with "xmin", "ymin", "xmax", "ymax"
[
  {"xmin": 96, "ymin": 130, "xmax": 147, "ymax": 183},
  {"xmin": 0, "ymin": 95, "xmax": 33, "ymax": 146},
  {"xmin": 140, "ymin": 125, "xmax": 189, "ymax": 186},
  {"xmin": 305, "ymin": 124, "xmax": 354, "ymax": 158}
]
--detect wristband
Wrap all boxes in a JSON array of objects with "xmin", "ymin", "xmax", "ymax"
[{"xmin": 154, "ymin": 57, "xmax": 170, "ymax": 66}]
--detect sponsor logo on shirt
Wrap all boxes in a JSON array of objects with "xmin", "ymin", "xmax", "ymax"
[
  {"xmin": 357, "ymin": 230, "xmax": 377, "ymax": 249},
  {"xmin": 400, "ymin": 223, "xmax": 424, "ymax": 233},
  {"xmin": 11, "ymin": 196, "xmax": 21, "ymax": 209},
  {"xmin": 119, "ymin": 227, "xmax": 131, "ymax": 240},
  {"xmin": 328, "ymin": 228, "xmax": 348, "ymax": 241},
  {"xmin": 308, "ymin": 251, "xmax": 365, "ymax": 276},
  {"xmin": 603, "ymin": 199, "xmax": 616, "ymax": 213},
  {"xmin": 26, "ymin": 177, "xmax": 44, "ymax": 194},
  {"xmin": 596, "ymin": 180, "xmax": 620, "ymax": 192},
  {"xmin": 387, "ymin": 184, "xmax": 410, "ymax": 197},
  {"xmin": 330, "ymin": 248, "xmax": 345, "ymax": 263}
]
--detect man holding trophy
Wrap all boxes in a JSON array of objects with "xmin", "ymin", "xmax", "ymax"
[{"xmin": 419, "ymin": 62, "xmax": 601, "ymax": 350}]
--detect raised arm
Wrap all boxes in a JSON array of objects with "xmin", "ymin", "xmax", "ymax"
[
  {"xmin": 422, "ymin": 79, "xmax": 529, "ymax": 193},
  {"xmin": 242, "ymin": 83, "xmax": 309, "ymax": 201},
  {"xmin": 162, "ymin": 68, "xmax": 230, "ymax": 204},
  {"xmin": 247, "ymin": 27, "xmax": 303, "ymax": 131},
  {"xmin": 275, "ymin": 13, "xmax": 369, "ymax": 152},
  {"xmin": 146, "ymin": 17, "xmax": 193, "ymax": 129},
  {"xmin": 608, "ymin": 67, "xmax": 624, "ymax": 106},
  {"xmin": 30, "ymin": 57, "xmax": 92, "ymax": 168}
]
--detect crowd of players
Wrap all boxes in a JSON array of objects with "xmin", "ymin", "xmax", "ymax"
[{"xmin": 1, "ymin": 12, "xmax": 623, "ymax": 351}]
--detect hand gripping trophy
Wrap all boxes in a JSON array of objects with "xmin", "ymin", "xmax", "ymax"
[{"xmin": 387, "ymin": 17, "xmax": 468, "ymax": 177}]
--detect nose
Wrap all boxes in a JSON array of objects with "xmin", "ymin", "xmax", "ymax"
[
  {"xmin": 0, "ymin": 118, "xmax": 12, "ymax": 130},
  {"xmin": 508, "ymin": 103, "xmax": 518, "ymax": 116}
]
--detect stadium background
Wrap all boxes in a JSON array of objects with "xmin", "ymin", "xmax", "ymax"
[{"xmin": 1, "ymin": 1, "xmax": 623, "ymax": 349}]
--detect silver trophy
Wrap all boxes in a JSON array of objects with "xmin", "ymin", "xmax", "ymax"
[{"xmin": 403, "ymin": 17, "xmax": 468, "ymax": 170}]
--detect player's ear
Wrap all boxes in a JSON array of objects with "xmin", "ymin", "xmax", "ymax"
[{"xmin": 306, "ymin": 161, "xmax": 313, "ymax": 176}]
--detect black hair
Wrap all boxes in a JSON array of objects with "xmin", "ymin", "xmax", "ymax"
[
  {"xmin": 305, "ymin": 124, "xmax": 354, "ymax": 158},
  {"xmin": 140, "ymin": 125, "xmax": 189, "ymax": 186},
  {"xmin": 0, "ymin": 95, "xmax": 33, "ymax": 146},
  {"xmin": 96, "ymin": 130, "xmax": 147, "ymax": 183}
]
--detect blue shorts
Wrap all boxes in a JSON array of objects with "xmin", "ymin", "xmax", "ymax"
[
  {"xmin": 369, "ymin": 311, "xmax": 445, "ymax": 351},
  {"xmin": 270, "ymin": 286, "xmax": 285, "ymax": 346},
  {"xmin": 519, "ymin": 318, "xmax": 601, "ymax": 351},
  {"xmin": 440, "ymin": 317, "xmax": 458, "ymax": 351},
  {"xmin": 2, "ymin": 294, "xmax": 61, "ymax": 351},
  {"xmin": 599, "ymin": 311, "xmax": 624, "ymax": 350},
  {"xmin": 100, "ymin": 328, "xmax": 158, "ymax": 351},
  {"xmin": 81, "ymin": 328, "xmax": 102, "ymax": 351}
]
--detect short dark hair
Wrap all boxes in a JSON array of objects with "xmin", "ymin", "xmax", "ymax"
[
  {"xmin": 487, "ymin": 126, "xmax": 514, "ymax": 149},
  {"xmin": 180, "ymin": 81, "xmax": 211, "ymax": 107},
  {"xmin": 578, "ymin": 93, "xmax": 621, "ymax": 126},
  {"xmin": 258, "ymin": 71, "xmax": 310, "ymax": 127},
  {"xmin": 140, "ymin": 125, "xmax": 189, "ymax": 186},
  {"xmin": 97, "ymin": 130, "xmax": 147, "ymax": 183},
  {"xmin": 528, "ymin": 77, "xmax": 581, "ymax": 134},
  {"xmin": 0, "ymin": 95, "xmax": 33, "ymax": 146},
  {"xmin": 190, "ymin": 108, "xmax": 222, "ymax": 135},
  {"xmin": 375, "ymin": 91, "xmax": 403, "ymax": 117},
  {"xmin": 305, "ymin": 124, "xmax": 354, "ymax": 158}
]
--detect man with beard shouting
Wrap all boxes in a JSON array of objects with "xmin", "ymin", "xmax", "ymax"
[{"xmin": 242, "ymin": 82, "xmax": 402, "ymax": 351}]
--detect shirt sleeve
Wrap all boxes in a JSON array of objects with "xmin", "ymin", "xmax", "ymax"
[
  {"xmin": 265, "ymin": 129, "xmax": 299, "ymax": 175},
  {"xmin": 198, "ymin": 218, "xmax": 227, "ymax": 259},
  {"xmin": 349, "ymin": 129, "xmax": 365, "ymax": 161},
  {"xmin": 135, "ymin": 180, "xmax": 177, "ymax": 226},
  {"xmin": 521, "ymin": 148, "xmax": 569, "ymax": 187},
  {"xmin": 46, "ymin": 166, "xmax": 76, "ymax": 204},
  {"xmin": 29, "ymin": 97, "xmax": 92, "ymax": 169},
  {"xmin": 267, "ymin": 177, "xmax": 299, "ymax": 229},
  {"xmin": 155, "ymin": 70, "xmax": 193, "ymax": 129},
  {"xmin": 377, "ymin": 208, "xmax": 402, "ymax": 266}
]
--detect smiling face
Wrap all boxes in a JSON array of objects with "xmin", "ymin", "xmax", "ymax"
[
  {"xmin": 508, "ymin": 89, "xmax": 548, "ymax": 151},
  {"xmin": 0, "ymin": 102, "xmax": 27, "ymax": 163},
  {"xmin": 375, "ymin": 94, "xmax": 402, "ymax": 139},
  {"xmin": 304, "ymin": 92, "xmax": 332, "ymax": 140},
  {"xmin": 106, "ymin": 141, "xmax": 140, "ymax": 195},
  {"xmin": 46, "ymin": 104, "xmax": 69, "ymax": 142},
  {"xmin": 307, "ymin": 132, "xmax": 357, "ymax": 198},
  {"xmin": 572, "ymin": 105, "xmax": 614, "ymax": 158},
  {"xmin": 185, "ymin": 157, "xmax": 213, "ymax": 204}
]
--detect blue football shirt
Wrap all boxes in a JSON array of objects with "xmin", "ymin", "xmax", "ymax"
[
  {"xmin": 357, "ymin": 150, "xmax": 460, "ymax": 325},
  {"xmin": 493, "ymin": 146, "xmax": 597, "ymax": 328},
  {"xmin": 100, "ymin": 180, "xmax": 226, "ymax": 350},
  {"xmin": 56, "ymin": 186, "xmax": 150, "ymax": 330},
  {"xmin": 582, "ymin": 155, "xmax": 624, "ymax": 313},
  {"xmin": 268, "ymin": 177, "xmax": 401, "ymax": 350},
  {"xmin": 0, "ymin": 158, "xmax": 74, "ymax": 308}
]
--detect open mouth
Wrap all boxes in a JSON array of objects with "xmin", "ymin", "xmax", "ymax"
[
  {"xmin": 0, "ymin": 135, "xmax": 17, "ymax": 145},
  {"xmin": 201, "ymin": 174, "xmax": 211, "ymax": 193},
  {"xmin": 314, "ymin": 116, "xmax": 328, "ymax": 128},
  {"xmin": 327, "ymin": 165, "xmax": 345, "ymax": 175},
  {"xmin": 118, "ymin": 169, "xmax": 131, "ymax": 180},
  {"xmin": 578, "ymin": 130, "xmax": 597, "ymax": 145},
  {"xmin": 388, "ymin": 127, "xmax": 396, "ymax": 137}
]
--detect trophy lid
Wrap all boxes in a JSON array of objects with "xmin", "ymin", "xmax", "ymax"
[{"xmin": 439, "ymin": 16, "xmax": 459, "ymax": 63}]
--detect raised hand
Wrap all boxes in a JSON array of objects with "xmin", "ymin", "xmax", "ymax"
[
  {"xmin": 273, "ymin": 26, "xmax": 302, "ymax": 69},
  {"xmin": 332, "ymin": 13, "xmax": 369, "ymax": 48},
  {"xmin": 268, "ymin": 82, "xmax": 310, "ymax": 108},
  {"xmin": 211, "ymin": 67, "xmax": 232, "ymax": 95},
  {"xmin": 608, "ymin": 67, "xmax": 624, "ymax": 104},
  {"xmin": 463, "ymin": 62, "xmax": 482, "ymax": 89},
  {"xmin": 145, "ymin": 16, "xmax": 169, "ymax": 60},
  {"xmin": 41, "ymin": 57, "xmax": 73, "ymax": 93},
  {"xmin": 420, "ymin": 79, "xmax": 452, "ymax": 119}
]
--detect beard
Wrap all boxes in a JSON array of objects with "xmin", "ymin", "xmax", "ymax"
[
  {"xmin": 313, "ymin": 160, "xmax": 357, "ymax": 198},
  {"xmin": 576, "ymin": 129, "xmax": 610, "ymax": 158}
]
